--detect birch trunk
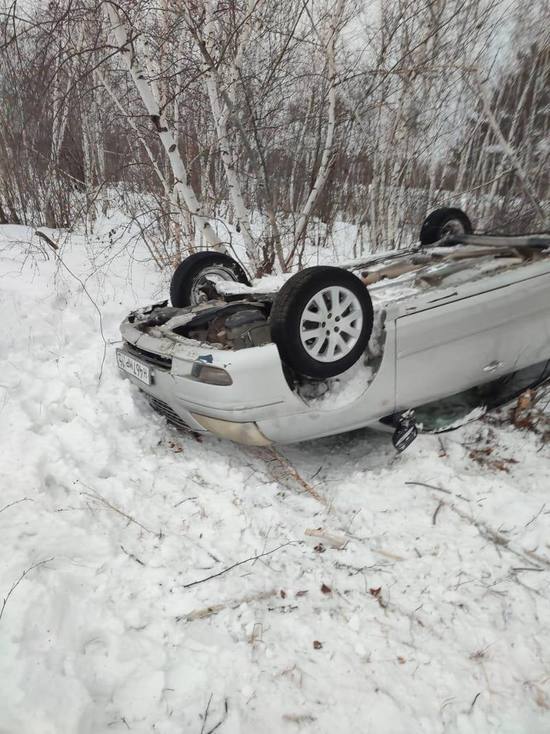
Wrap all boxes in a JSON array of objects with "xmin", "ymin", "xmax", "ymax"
[
  {"xmin": 185, "ymin": 1, "xmax": 259, "ymax": 267},
  {"xmin": 104, "ymin": 3, "xmax": 224, "ymax": 250},
  {"xmin": 204, "ymin": 71, "xmax": 258, "ymax": 265},
  {"xmin": 290, "ymin": 0, "xmax": 345, "ymax": 264},
  {"xmin": 475, "ymin": 74, "xmax": 546, "ymax": 225}
]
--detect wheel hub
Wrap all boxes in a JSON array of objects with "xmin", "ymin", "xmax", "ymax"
[{"xmin": 299, "ymin": 286, "xmax": 363, "ymax": 363}]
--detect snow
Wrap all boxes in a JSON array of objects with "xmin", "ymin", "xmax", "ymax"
[{"xmin": 2, "ymin": 224, "xmax": 550, "ymax": 733}]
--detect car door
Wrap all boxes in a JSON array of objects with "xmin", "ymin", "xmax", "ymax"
[{"xmin": 394, "ymin": 267, "xmax": 550, "ymax": 410}]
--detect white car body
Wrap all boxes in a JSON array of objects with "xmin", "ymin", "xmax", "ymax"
[{"xmin": 118, "ymin": 237, "xmax": 550, "ymax": 445}]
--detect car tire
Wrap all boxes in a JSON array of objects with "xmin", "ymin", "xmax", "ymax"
[
  {"xmin": 420, "ymin": 207, "xmax": 473, "ymax": 245},
  {"xmin": 270, "ymin": 266, "xmax": 374, "ymax": 379},
  {"xmin": 170, "ymin": 252, "xmax": 251, "ymax": 307}
]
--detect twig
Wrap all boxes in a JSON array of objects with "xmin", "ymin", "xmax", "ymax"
[
  {"xmin": 200, "ymin": 693, "xmax": 213, "ymax": 734},
  {"xmin": 206, "ymin": 699, "xmax": 229, "ymax": 734},
  {"xmin": 174, "ymin": 496, "xmax": 198, "ymax": 508},
  {"xmin": 432, "ymin": 500, "xmax": 444, "ymax": 525},
  {"xmin": 35, "ymin": 229, "xmax": 107, "ymax": 382},
  {"xmin": 405, "ymin": 481, "xmax": 452, "ymax": 495},
  {"xmin": 120, "ymin": 545, "xmax": 145, "ymax": 566},
  {"xmin": 0, "ymin": 497, "xmax": 33, "ymax": 514},
  {"xmin": 446, "ymin": 501, "xmax": 549, "ymax": 569},
  {"xmin": 0, "ymin": 558, "xmax": 54, "ymax": 622},
  {"xmin": 78, "ymin": 481, "xmax": 156, "ymax": 536},
  {"xmin": 183, "ymin": 542, "xmax": 297, "ymax": 589},
  {"xmin": 178, "ymin": 589, "xmax": 277, "ymax": 622},
  {"xmin": 405, "ymin": 481, "xmax": 550, "ymax": 567},
  {"xmin": 525, "ymin": 503, "xmax": 546, "ymax": 527},
  {"xmin": 255, "ymin": 447, "xmax": 329, "ymax": 506},
  {"xmin": 511, "ymin": 567, "xmax": 544, "ymax": 573},
  {"xmin": 371, "ymin": 548, "xmax": 405, "ymax": 561},
  {"xmin": 469, "ymin": 692, "xmax": 482, "ymax": 713},
  {"xmin": 207, "ymin": 716, "xmax": 227, "ymax": 734}
]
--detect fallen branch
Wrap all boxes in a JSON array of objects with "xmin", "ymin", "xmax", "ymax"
[
  {"xmin": 432, "ymin": 500, "xmax": 444, "ymax": 525},
  {"xmin": 0, "ymin": 558, "xmax": 54, "ymax": 623},
  {"xmin": 371, "ymin": 548, "xmax": 406, "ymax": 562},
  {"xmin": 78, "ymin": 481, "xmax": 156, "ymax": 536},
  {"xmin": 0, "ymin": 497, "xmax": 33, "ymax": 514},
  {"xmin": 525, "ymin": 503, "xmax": 546, "ymax": 528},
  {"xmin": 200, "ymin": 694, "xmax": 213, "ymax": 734},
  {"xmin": 424, "ymin": 493, "xmax": 549, "ymax": 569},
  {"xmin": 255, "ymin": 447, "xmax": 329, "ymax": 506},
  {"xmin": 469, "ymin": 692, "xmax": 482, "ymax": 714},
  {"xmin": 405, "ymin": 481, "xmax": 550, "ymax": 566},
  {"xmin": 183, "ymin": 541, "xmax": 298, "ymax": 589},
  {"xmin": 120, "ymin": 545, "xmax": 145, "ymax": 566},
  {"xmin": 405, "ymin": 481, "xmax": 452, "ymax": 495},
  {"xmin": 305, "ymin": 527, "xmax": 347, "ymax": 549},
  {"xmin": 449, "ymin": 502, "xmax": 550, "ymax": 568},
  {"xmin": 177, "ymin": 589, "xmax": 277, "ymax": 622}
]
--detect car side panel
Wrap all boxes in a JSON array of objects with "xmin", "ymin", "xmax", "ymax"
[{"xmin": 395, "ymin": 270, "xmax": 550, "ymax": 410}]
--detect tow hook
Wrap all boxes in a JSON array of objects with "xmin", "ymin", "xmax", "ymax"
[{"xmin": 392, "ymin": 410, "xmax": 418, "ymax": 452}]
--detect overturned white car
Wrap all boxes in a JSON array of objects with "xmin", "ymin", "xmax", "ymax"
[{"xmin": 117, "ymin": 208, "xmax": 550, "ymax": 448}]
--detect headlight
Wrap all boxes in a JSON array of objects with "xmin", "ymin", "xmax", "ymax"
[
  {"xmin": 190, "ymin": 414, "xmax": 271, "ymax": 446},
  {"xmin": 190, "ymin": 362, "xmax": 233, "ymax": 386}
]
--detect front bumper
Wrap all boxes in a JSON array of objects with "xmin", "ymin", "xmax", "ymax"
[
  {"xmin": 118, "ymin": 310, "xmax": 396, "ymax": 445},
  {"xmin": 118, "ymin": 318, "xmax": 304, "ymax": 445}
]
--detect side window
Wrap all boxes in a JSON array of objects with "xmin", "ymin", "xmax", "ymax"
[{"xmin": 414, "ymin": 359, "xmax": 550, "ymax": 431}]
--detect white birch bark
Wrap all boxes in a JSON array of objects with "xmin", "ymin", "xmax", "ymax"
[
  {"xmin": 475, "ymin": 73, "xmax": 546, "ymax": 225},
  {"xmin": 96, "ymin": 69, "xmax": 171, "ymax": 198},
  {"xmin": 291, "ymin": 0, "xmax": 345, "ymax": 260},
  {"xmin": 104, "ymin": 3, "xmax": 224, "ymax": 250},
  {"xmin": 204, "ymin": 70, "xmax": 258, "ymax": 264},
  {"xmin": 185, "ymin": 1, "xmax": 258, "ymax": 267},
  {"xmin": 289, "ymin": 92, "xmax": 315, "ymax": 211}
]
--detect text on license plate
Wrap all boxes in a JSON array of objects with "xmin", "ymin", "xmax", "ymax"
[{"xmin": 116, "ymin": 349, "xmax": 152, "ymax": 385}]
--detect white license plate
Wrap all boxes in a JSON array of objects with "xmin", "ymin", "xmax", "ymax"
[{"xmin": 116, "ymin": 349, "xmax": 152, "ymax": 385}]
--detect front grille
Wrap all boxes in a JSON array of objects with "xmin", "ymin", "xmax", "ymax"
[
  {"xmin": 124, "ymin": 341, "xmax": 172, "ymax": 371},
  {"xmin": 147, "ymin": 395, "xmax": 190, "ymax": 431}
]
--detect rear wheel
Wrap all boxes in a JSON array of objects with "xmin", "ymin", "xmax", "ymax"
[
  {"xmin": 420, "ymin": 207, "xmax": 473, "ymax": 245},
  {"xmin": 270, "ymin": 266, "xmax": 374, "ymax": 379},
  {"xmin": 170, "ymin": 252, "xmax": 250, "ymax": 307}
]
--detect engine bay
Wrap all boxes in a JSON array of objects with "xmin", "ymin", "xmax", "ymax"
[{"xmin": 128, "ymin": 300, "xmax": 272, "ymax": 350}]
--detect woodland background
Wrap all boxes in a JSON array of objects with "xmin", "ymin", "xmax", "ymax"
[{"xmin": 0, "ymin": 0, "xmax": 548, "ymax": 274}]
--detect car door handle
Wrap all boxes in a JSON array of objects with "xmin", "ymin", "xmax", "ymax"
[{"xmin": 483, "ymin": 360, "xmax": 503, "ymax": 373}]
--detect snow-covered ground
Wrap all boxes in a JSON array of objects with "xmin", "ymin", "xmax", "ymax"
[{"xmin": 1, "ymin": 223, "xmax": 550, "ymax": 734}]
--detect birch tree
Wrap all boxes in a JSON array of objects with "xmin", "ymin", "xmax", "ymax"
[
  {"xmin": 104, "ymin": 2, "xmax": 224, "ymax": 251},
  {"xmin": 0, "ymin": 0, "xmax": 548, "ymax": 265},
  {"xmin": 181, "ymin": 0, "xmax": 260, "ymax": 268},
  {"xmin": 289, "ymin": 0, "xmax": 345, "ymax": 263}
]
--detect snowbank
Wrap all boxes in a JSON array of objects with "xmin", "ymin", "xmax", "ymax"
[{"xmin": 1, "ymin": 225, "xmax": 550, "ymax": 733}]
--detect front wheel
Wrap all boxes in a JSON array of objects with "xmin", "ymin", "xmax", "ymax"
[
  {"xmin": 170, "ymin": 251, "xmax": 251, "ymax": 308},
  {"xmin": 270, "ymin": 267, "xmax": 374, "ymax": 379}
]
